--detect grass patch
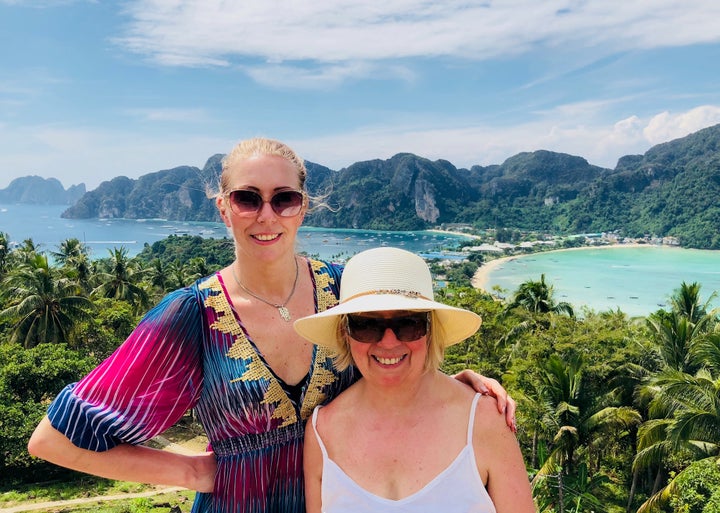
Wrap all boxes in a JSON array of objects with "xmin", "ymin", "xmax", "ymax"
[
  {"xmin": 44, "ymin": 490, "xmax": 196, "ymax": 513},
  {"xmin": 1, "ymin": 418, "xmax": 205, "ymax": 511},
  {"xmin": 1, "ymin": 478, "xmax": 196, "ymax": 512},
  {"xmin": 0, "ymin": 476, "xmax": 152, "ymax": 506}
]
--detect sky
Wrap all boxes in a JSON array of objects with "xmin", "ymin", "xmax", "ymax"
[{"xmin": 2, "ymin": 1, "xmax": 720, "ymax": 191}]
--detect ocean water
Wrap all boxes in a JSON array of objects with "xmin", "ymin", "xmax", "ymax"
[
  {"xmin": 484, "ymin": 246, "xmax": 720, "ymax": 317},
  {"xmin": 4, "ymin": 204, "xmax": 720, "ymax": 316},
  {"xmin": 0, "ymin": 203, "xmax": 467, "ymax": 262}
]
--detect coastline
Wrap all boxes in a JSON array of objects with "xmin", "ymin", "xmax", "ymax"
[
  {"xmin": 426, "ymin": 229, "xmax": 481, "ymax": 240},
  {"xmin": 471, "ymin": 242, "xmax": 662, "ymax": 291}
]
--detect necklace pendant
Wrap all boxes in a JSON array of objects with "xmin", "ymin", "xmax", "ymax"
[{"xmin": 278, "ymin": 306, "xmax": 291, "ymax": 322}]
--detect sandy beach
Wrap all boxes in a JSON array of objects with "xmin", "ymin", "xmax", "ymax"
[
  {"xmin": 471, "ymin": 242, "xmax": 656, "ymax": 291},
  {"xmin": 426, "ymin": 228, "xmax": 481, "ymax": 239}
]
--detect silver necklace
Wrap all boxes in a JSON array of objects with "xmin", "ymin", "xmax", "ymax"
[{"xmin": 231, "ymin": 257, "xmax": 299, "ymax": 322}]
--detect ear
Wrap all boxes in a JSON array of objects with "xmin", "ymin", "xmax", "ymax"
[{"xmin": 217, "ymin": 196, "xmax": 232, "ymax": 227}]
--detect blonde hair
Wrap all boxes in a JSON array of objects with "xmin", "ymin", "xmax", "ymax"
[
  {"xmin": 218, "ymin": 137, "xmax": 307, "ymax": 196},
  {"xmin": 332, "ymin": 312, "xmax": 445, "ymax": 372}
]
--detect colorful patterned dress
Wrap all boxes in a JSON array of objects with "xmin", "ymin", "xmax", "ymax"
[{"xmin": 46, "ymin": 259, "xmax": 357, "ymax": 513}]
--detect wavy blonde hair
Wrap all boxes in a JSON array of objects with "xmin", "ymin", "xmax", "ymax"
[{"xmin": 218, "ymin": 137, "xmax": 307, "ymax": 196}]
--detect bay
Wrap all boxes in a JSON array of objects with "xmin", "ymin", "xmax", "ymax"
[
  {"xmin": 483, "ymin": 246, "xmax": 720, "ymax": 317},
  {"xmin": 0, "ymin": 203, "xmax": 468, "ymax": 261},
  {"xmin": 4, "ymin": 203, "xmax": 720, "ymax": 316}
]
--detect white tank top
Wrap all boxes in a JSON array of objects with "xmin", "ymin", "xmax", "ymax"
[{"xmin": 311, "ymin": 393, "xmax": 497, "ymax": 513}]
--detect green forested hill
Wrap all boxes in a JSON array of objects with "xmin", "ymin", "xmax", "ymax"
[
  {"xmin": 561, "ymin": 124, "xmax": 720, "ymax": 247},
  {"xmin": 305, "ymin": 153, "xmax": 479, "ymax": 230},
  {"xmin": 62, "ymin": 155, "xmax": 225, "ymax": 221},
  {"xmin": 35, "ymin": 123, "xmax": 720, "ymax": 248}
]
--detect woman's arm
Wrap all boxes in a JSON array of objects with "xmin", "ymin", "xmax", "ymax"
[
  {"xmin": 303, "ymin": 418, "xmax": 324, "ymax": 513},
  {"xmin": 453, "ymin": 370, "xmax": 517, "ymax": 431},
  {"xmin": 28, "ymin": 416, "xmax": 217, "ymax": 492},
  {"xmin": 472, "ymin": 398, "xmax": 535, "ymax": 513}
]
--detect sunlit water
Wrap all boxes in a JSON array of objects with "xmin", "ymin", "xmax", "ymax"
[
  {"xmin": 0, "ymin": 204, "xmax": 467, "ymax": 261},
  {"xmin": 3, "ymin": 204, "xmax": 719, "ymax": 316},
  {"xmin": 484, "ymin": 246, "xmax": 720, "ymax": 317}
]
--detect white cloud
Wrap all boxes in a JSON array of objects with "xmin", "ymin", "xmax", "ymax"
[
  {"xmin": 117, "ymin": 0, "xmax": 720, "ymax": 78},
  {"xmin": 124, "ymin": 107, "xmax": 211, "ymax": 123},
  {"xmin": 245, "ymin": 61, "xmax": 415, "ymax": 90},
  {"xmin": 0, "ymin": 122, "xmax": 230, "ymax": 189},
  {"xmin": 644, "ymin": 106, "xmax": 720, "ymax": 144},
  {"xmin": 295, "ymin": 104, "xmax": 720, "ymax": 171},
  {"xmin": 2, "ymin": 105, "xmax": 719, "ymax": 191}
]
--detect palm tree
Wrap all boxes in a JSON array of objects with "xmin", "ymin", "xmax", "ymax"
[
  {"xmin": 0, "ymin": 231, "xmax": 10, "ymax": 276},
  {"xmin": 165, "ymin": 261, "xmax": 188, "ymax": 291},
  {"xmin": 52, "ymin": 238, "xmax": 93, "ymax": 291},
  {"xmin": 532, "ymin": 354, "xmax": 641, "ymax": 513},
  {"xmin": 0, "ymin": 253, "xmax": 93, "ymax": 348},
  {"xmin": 506, "ymin": 274, "xmax": 575, "ymax": 317},
  {"xmin": 147, "ymin": 258, "xmax": 169, "ymax": 291},
  {"xmin": 632, "ymin": 283, "xmax": 720, "ymax": 512},
  {"xmin": 645, "ymin": 313, "xmax": 705, "ymax": 374},
  {"xmin": 634, "ymin": 369, "xmax": 720, "ymax": 513},
  {"xmin": 10, "ymin": 238, "xmax": 41, "ymax": 266},
  {"xmin": 692, "ymin": 331, "xmax": 720, "ymax": 374},
  {"xmin": 645, "ymin": 281, "xmax": 718, "ymax": 373},
  {"xmin": 667, "ymin": 281, "xmax": 717, "ymax": 324},
  {"xmin": 52, "ymin": 238, "xmax": 89, "ymax": 266},
  {"xmin": 184, "ymin": 256, "xmax": 210, "ymax": 283},
  {"xmin": 91, "ymin": 247, "xmax": 150, "ymax": 311}
]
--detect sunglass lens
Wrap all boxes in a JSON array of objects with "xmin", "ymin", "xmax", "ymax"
[
  {"xmin": 271, "ymin": 191, "xmax": 304, "ymax": 216},
  {"xmin": 228, "ymin": 190, "xmax": 303, "ymax": 217},
  {"xmin": 347, "ymin": 314, "xmax": 428, "ymax": 343},
  {"xmin": 394, "ymin": 316, "xmax": 428, "ymax": 341},
  {"xmin": 229, "ymin": 190, "xmax": 262, "ymax": 214},
  {"xmin": 346, "ymin": 316, "xmax": 380, "ymax": 342}
]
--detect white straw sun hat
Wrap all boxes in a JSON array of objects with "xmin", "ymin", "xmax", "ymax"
[{"xmin": 293, "ymin": 247, "xmax": 482, "ymax": 352}]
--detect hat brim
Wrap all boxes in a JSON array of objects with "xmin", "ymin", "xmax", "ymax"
[{"xmin": 293, "ymin": 293, "xmax": 482, "ymax": 353}]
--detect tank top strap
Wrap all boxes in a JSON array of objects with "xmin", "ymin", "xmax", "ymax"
[
  {"xmin": 466, "ymin": 393, "xmax": 482, "ymax": 446},
  {"xmin": 311, "ymin": 405, "xmax": 330, "ymax": 459}
]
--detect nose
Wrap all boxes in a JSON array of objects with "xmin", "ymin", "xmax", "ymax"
[
  {"xmin": 377, "ymin": 328, "xmax": 401, "ymax": 347},
  {"xmin": 256, "ymin": 199, "xmax": 277, "ymax": 222}
]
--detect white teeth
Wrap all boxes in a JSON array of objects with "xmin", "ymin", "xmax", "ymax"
[
  {"xmin": 375, "ymin": 355, "xmax": 404, "ymax": 365},
  {"xmin": 254, "ymin": 234, "xmax": 279, "ymax": 241}
]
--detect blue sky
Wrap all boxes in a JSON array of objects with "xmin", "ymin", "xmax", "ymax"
[{"xmin": 2, "ymin": 0, "xmax": 720, "ymax": 191}]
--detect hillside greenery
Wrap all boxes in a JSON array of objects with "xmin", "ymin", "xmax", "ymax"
[{"xmin": 1, "ymin": 233, "xmax": 719, "ymax": 512}]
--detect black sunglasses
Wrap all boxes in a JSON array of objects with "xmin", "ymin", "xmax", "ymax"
[
  {"xmin": 226, "ymin": 189, "xmax": 305, "ymax": 217},
  {"xmin": 345, "ymin": 313, "xmax": 429, "ymax": 343}
]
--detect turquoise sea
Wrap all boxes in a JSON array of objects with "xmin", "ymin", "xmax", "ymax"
[
  {"xmin": 0, "ymin": 203, "xmax": 468, "ymax": 262},
  {"xmin": 3, "ymin": 203, "xmax": 720, "ymax": 316},
  {"xmin": 483, "ymin": 246, "xmax": 720, "ymax": 317}
]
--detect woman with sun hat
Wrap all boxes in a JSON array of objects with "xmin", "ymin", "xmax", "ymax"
[{"xmin": 297, "ymin": 247, "xmax": 535, "ymax": 513}]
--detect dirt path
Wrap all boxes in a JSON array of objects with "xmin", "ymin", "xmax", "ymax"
[
  {"xmin": 0, "ymin": 486, "xmax": 188, "ymax": 513},
  {"xmin": 2, "ymin": 433, "xmax": 208, "ymax": 513}
]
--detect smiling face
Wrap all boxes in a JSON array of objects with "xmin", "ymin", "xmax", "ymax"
[
  {"xmin": 346, "ymin": 310, "xmax": 430, "ymax": 387},
  {"xmin": 217, "ymin": 153, "xmax": 307, "ymax": 264}
]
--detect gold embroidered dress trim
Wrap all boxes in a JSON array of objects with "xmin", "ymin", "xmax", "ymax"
[{"xmin": 202, "ymin": 259, "xmax": 340, "ymax": 429}]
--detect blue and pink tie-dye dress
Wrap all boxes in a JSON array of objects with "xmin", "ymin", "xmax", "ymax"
[{"xmin": 46, "ymin": 258, "xmax": 356, "ymax": 513}]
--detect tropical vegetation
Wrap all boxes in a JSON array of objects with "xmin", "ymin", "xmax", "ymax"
[{"xmin": 1, "ymin": 233, "xmax": 719, "ymax": 513}]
